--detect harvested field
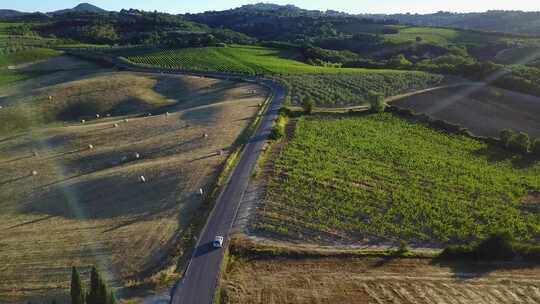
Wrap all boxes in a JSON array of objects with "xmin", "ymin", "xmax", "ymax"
[
  {"xmin": 0, "ymin": 58, "xmax": 268, "ymax": 303},
  {"xmin": 391, "ymin": 84, "xmax": 540, "ymax": 138},
  {"xmin": 221, "ymin": 256, "xmax": 540, "ymax": 304}
]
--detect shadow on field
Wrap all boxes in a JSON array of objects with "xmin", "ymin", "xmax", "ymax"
[
  {"xmin": 22, "ymin": 171, "xmax": 184, "ymax": 220},
  {"xmin": 430, "ymin": 257, "xmax": 537, "ymax": 281},
  {"xmin": 472, "ymin": 144, "xmax": 538, "ymax": 169},
  {"xmin": 179, "ymin": 105, "xmax": 221, "ymax": 127}
]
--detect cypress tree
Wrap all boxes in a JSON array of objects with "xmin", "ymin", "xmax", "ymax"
[
  {"xmin": 87, "ymin": 266, "xmax": 99, "ymax": 304},
  {"xmin": 108, "ymin": 291, "xmax": 118, "ymax": 304},
  {"xmin": 71, "ymin": 267, "xmax": 84, "ymax": 304}
]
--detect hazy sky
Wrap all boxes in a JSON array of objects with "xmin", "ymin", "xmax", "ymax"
[{"xmin": 5, "ymin": 0, "xmax": 540, "ymax": 14}]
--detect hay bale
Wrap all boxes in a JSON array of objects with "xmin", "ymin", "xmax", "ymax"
[
  {"xmin": 134, "ymin": 152, "xmax": 140, "ymax": 159},
  {"xmin": 203, "ymin": 133, "xmax": 209, "ymax": 139},
  {"xmin": 31, "ymin": 170, "xmax": 38, "ymax": 176},
  {"xmin": 139, "ymin": 175, "xmax": 147, "ymax": 183},
  {"xmin": 124, "ymin": 118, "xmax": 129, "ymax": 123},
  {"xmin": 81, "ymin": 119, "xmax": 86, "ymax": 124},
  {"xmin": 113, "ymin": 123, "xmax": 119, "ymax": 128},
  {"xmin": 0, "ymin": 105, "xmax": 3, "ymax": 109},
  {"xmin": 95, "ymin": 114, "xmax": 100, "ymax": 119},
  {"xmin": 88, "ymin": 144, "xmax": 94, "ymax": 150},
  {"xmin": 198, "ymin": 188, "xmax": 204, "ymax": 196}
]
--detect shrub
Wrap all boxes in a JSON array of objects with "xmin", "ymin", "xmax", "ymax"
[
  {"xmin": 302, "ymin": 97, "xmax": 314, "ymax": 115},
  {"xmin": 533, "ymin": 138, "xmax": 540, "ymax": 157},
  {"xmin": 368, "ymin": 91, "xmax": 386, "ymax": 113},
  {"xmin": 499, "ymin": 129, "xmax": 516, "ymax": 148},
  {"xmin": 269, "ymin": 114, "xmax": 287, "ymax": 140},
  {"xmin": 509, "ymin": 132, "xmax": 531, "ymax": 153}
]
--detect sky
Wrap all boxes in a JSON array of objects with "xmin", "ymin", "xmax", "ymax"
[{"xmin": 4, "ymin": 0, "xmax": 540, "ymax": 15}]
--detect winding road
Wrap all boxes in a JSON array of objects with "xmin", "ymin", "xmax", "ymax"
[{"xmin": 77, "ymin": 50, "xmax": 286, "ymax": 304}]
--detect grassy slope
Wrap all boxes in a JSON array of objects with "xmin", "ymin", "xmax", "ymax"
[
  {"xmin": 254, "ymin": 113, "xmax": 540, "ymax": 245},
  {"xmin": 0, "ymin": 48, "xmax": 63, "ymax": 86},
  {"xmin": 383, "ymin": 26, "xmax": 540, "ymax": 47},
  {"xmin": 126, "ymin": 45, "xmax": 429, "ymax": 75},
  {"xmin": 0, "ymin": 70, "xmax": 268, "ymax": 303}
]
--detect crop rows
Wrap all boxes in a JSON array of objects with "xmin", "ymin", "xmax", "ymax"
[
  {"xmin": 254, "ymin": 113, "xmax": 540, "ymax": 245},
  {"xmin": 279, "ymin": 73, "xmax": 443, "ymax": 106}
]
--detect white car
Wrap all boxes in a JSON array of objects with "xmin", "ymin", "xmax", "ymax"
[{"xmin": 213, "ymin": 235, "xmax": 224, "ymax": 248}]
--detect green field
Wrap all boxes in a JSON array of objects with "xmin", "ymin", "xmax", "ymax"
[
  {"xmin": 383, "ymin": 26, "xmax": 540, "ymax": 47},
  {"xmin": 125, "ymin": 44, "xmax": 432, "ymax": 75},
  {"xmin": 0, "ymin": 47, "xmax": 61, "ymax": 68},
  {"xmin": 280, "ymin": 73, "xmax": 443, "ymax": 106},
  {"xmin": 254, "ymin": 113, "xmax": 540, "ymax": 245}
]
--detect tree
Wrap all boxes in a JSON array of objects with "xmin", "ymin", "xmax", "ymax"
[
  {"xmin": 389, "ymin": 54, "xmax": 412, "ymax": 68},
  {"xmin": 87, "ymin": 266, "xmax": 108, "ymax": 304},
  {"xmin": 509, "ymin": 132, "xmax": 531, "ymax": 153},
  {"xmin": 108, "ymin": 291, "xmax": 118, "ymax": 304},
  {"xmin": 302, "ymin": 96, "xmax": 314, "ymax": 114},
  {"xmin": 368, "ymin": 91, "xmax": 386, "ymax": 113},
  {"xmin": 499, "ymin": 129, "xmax": 516, "ymax": 148},
  {"xmin": 71, "ymin": 267, "xmax": 84, "ymax": 304}
]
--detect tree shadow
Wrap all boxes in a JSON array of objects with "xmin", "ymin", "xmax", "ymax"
[
  {"xmin": 430, "ymin": 256, "xmax": 538, "ymax": 281},
  {"xmin": 472, "ymin": 144, "xmax": 538, "ymax": 169}
]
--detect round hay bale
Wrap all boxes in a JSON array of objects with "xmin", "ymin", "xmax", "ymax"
[
  {"xmin": 81, "ymin": 119, "xmax": 86, "ymax": 124},
  {"xmin": 113, "ymin": 123, "xmax": 119, "ymax": 128},
  {"xmin": 203, "ymin": 133, "xmax": 209, "ymax": 139},
  {"xmin": 95, "ymin": 114, "xmax": 100, "ymax": 119},
  {"xmin": 198, "ymin": 188, "xmax": 204, "ymax": 196},
  {"xmin": 139, "ymin": 175, "xmax": 147, "ymax": 183},
  {"xmin": 31, "ymin": 170, "xmax": 38, "ymax": 176},
  {"xmin": 134, "ymin": 152, "xmax": 140, "ymax": 159},
  {"xmin": 88, "ymin": 144, "xmax": 94, "ymax": 150}
]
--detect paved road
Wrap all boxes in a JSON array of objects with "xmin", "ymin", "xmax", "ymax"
[
  {"xmin": 65, "ymin": 50, "xmax": 285, "ymax": 303},
  {"xmin": 169, "ymin": 81, "xmax": 284, "ymax": 304}
]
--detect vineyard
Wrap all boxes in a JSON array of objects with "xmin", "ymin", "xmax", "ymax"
[
  {"xmin": 253, "ymin": 113, "xmax": 540, "ymax": 246},
  {"xmin": 125, "ymin": 44, "xmax": 429, "ymax": 75},
  {"xmin": 279, "ymin": 73, "xmax": 443, "ymax": 107}
]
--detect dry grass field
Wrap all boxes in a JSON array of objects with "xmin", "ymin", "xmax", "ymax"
[
  {"xmin": 221, "ymin": 256, "xmax": 540, "ymax": 304},
  {"xmin": 0, "ymin": 58, "xmax": 268, "ymax": 303},
  {"xmin": 391, "ymin": 84, "xmax": 540, "ymax": 138}
]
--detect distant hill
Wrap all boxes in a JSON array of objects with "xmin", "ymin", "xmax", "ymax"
[
  {"xmin": 364, "ymin": 11, "xmax": 540, "ymax": 36},
  {"xmin": 51, "ymin": 3, "xmax": 107, "ymax": 15},
  {"xmin": 0, "ymin": 9, "xmax": 27, "ymax": 18}
]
